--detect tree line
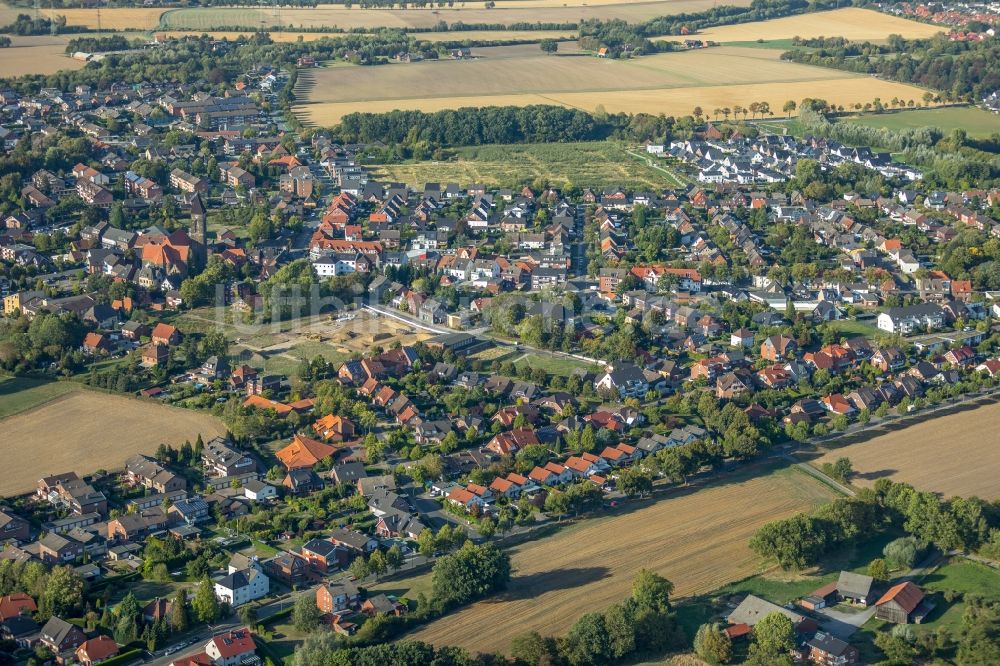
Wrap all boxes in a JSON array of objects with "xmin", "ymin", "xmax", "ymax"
[
  {"xmin": 782, "ymin": 34, "xmax": 1000, "ymax": 103},
  {"xmin": 751, "ymin": 478, "xmax": 997, "ymax": 570}
]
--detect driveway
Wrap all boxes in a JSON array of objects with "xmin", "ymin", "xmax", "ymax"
[{"xmin": 814, "ymin": 605, "xmax": 876, "ymax": 639}]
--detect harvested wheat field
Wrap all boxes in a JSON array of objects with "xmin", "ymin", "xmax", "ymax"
[
  {"xmin": 658, "ymin": 8, "xmax": 942, "ymax": 44},
  {"xmin": 296, "ymin": 45, "xmax": 930, "ymax": 125},
  {"xmin": 0, "ymin": 389, "xmax": 226, "ymax": 496},
  {"xmin": 407, "ymin": 466, "xmax": 836, "ymax": 654},
  {"xmin": 0, "ymin": 35, "xmax": 85, "ymax": 77},
  {"xmin": 161, "ymin": 0, "xmax": 748, "ymax": 31},
  {"xmin": 813, "ymin": 401, "xmax": 1000, "ymax": 500},
  {"xmin": 43, "ymin": 7, "xmax": 166, "ymax": 30}
]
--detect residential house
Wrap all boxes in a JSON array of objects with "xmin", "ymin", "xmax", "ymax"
[
  {"xmin": 805, "ymin": 632, "xmax": 858, "ymax": 666},
  {"xmin": 0, "ymin": 510, "xmax": 30, "ymax": 543},
  {"xmin": 361, "ymin": 594, "xmax": 406, "ymax": 617},
  {"xmin": 75, "ymin": 636, "xmax": 119, "ymax": 666},
  {"xmin": 214, "ymin": 560, "xmax": 269, "ymax": 607},
  {"xmin": 39, "ymin": 617, "xmax": 86, "ymax": 656},
  {"xmin": 316, "ymin": 581, "xmax": 360, "ymax": 614},
  {"xmin": 204, "ymin": 629, "xmax": 256, "ymax": 666}
]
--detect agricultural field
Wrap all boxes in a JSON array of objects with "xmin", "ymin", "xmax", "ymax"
[
  {"xmin": 0, "ymin": 389, "xmax": 226, "ymax": 496},
  {"xmin": 812, "ymin": 400, "xmax": 1000, "ymax": 500},
  {"xmin": 0, "ymin": 35, "xmax": 85, "ymax": 77},
  {"xmin": 295, "ymin": 44, "xmax": 931, "ymax": 125},
  {"xmin": 657, "ymin": 8, "xmax": 942, "ymax": 44},
  {"xmin": 158, "ymin": 0, "xmax": 749, "ymax": 32},
  {"xmin": 0, "ymin": 376, "xmax": 81, "ymax": 419},
  {"xmin": 405, "ymin": 466, "xmax": 836, "ymax": 654},
  {"xmin": 372, "ymin": 141, "xmax": 684, "ymax": 189},
  {"xmin": 41, "ymin": 7, "xmax": 166, "ymax": 30},
  {"xmin": 841, "ymin": 106, "xmax": 1000, "ymax": 139}
]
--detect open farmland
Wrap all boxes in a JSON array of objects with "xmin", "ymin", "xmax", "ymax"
[
  {"xmin": 842, "ymin": 106, "xmax": 1000, "ymax": 139},
  {"xmin": 657, "ymin": 8, "xmax": 942, "ymax": 44},
  {"xmin": 295, "ymin": 44, "xmax": 931, "ymax": 125},
  {"xmin": 373, "ymin": 141, "xmax": 684, "ymax": 189},
  {"xmin": 0, "ymin": 390, "xmax": 226, "ymax": 496},
  {"xmin": 159, "ymin": 0, "xmax": 750, "ymax": 31},
  {"xmin": 0, "ymin": 35, "xmax": 85, "ymax": 77},
  {"xmin": 42, "ymin": 7, "xmax": 166, "ymax": 30},
  {"xmin": 405, "ymin": 466, "xmax": 836, "ymax": 654},
  {"xmin": 812, "ymin": 400, "xmax": 1000, "ymax": 500}
]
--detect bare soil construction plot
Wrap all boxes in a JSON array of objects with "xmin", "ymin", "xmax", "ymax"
[
  {"xmin": 406, "ymin": 466, "xmax": 836, "ymax": 654},
  {"xmin": 0, "ymin": 35, "xmax": 85, "ymax": 77},
  {"xmin": 226, "ymin": 309, "xmax": 431, "ymax": 375},
  {"xmin": 812, "ymin": 400, "xmax": 1000, "ymax": 500},
  {"xmin": 0, "ymin": 390, "xmax": 226, "ymax": 496},
  {"xmin": 657, "ymin": 8, "xmax": 942, "ymax": 44},
  {"xmin": 296, "ymin": 44, "xmax": 930, "ymax": 125}
]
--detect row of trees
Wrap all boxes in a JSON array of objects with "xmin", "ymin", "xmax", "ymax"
[
  {"xmin": 751, "ymin": 478, "xmax": 997, "ymax": 570},
  {"xmin": 509, "ymin": 569, "xmax": 682, "ymax": 665},
  {"xmin": 782, "ymin": 34, "xmax": 1000, "ymax": 103}
]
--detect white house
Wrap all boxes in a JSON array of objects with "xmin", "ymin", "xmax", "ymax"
[
  {"xmin": 214, "ymin": 560, "xmax": 268, "ymax": 607},
  {"xmin": 243, "ymin": 479, "xmax": 277, "ymax": 502},
  {"xmin": 204, "ymin": 629, "xmax": 256, "ymax": 666},
  {"xmin": 877, "ymin": 304, "xmax": 946, "ymax": 335},
  {"xmin": 594, "ymin": 362, "xmax": 649, "ymax": 398}
]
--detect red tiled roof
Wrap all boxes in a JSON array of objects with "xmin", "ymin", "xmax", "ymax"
[
  {"xmin": 0, "ymin": 593, "xmax": 36, "ymax": 620},
  {"xmin": 77, "ymin": 636, "xmax": 119, "ymax": 662},
  {"xmin": 209, "ymin": 629, "xmax": 255, "ymax": 659},
  {"xmin": 876, "ymin": 581, "xmax": 924, "ymax": 613},
  {"xmin": 277, "ymin": 434, "xmax": 336, "ymax": 469}
]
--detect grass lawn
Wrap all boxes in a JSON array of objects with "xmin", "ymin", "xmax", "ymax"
[
  {"xmin": 108, "ymin": 579, "xmax": 189, "ymax": 605},
  {"xmin": 263, "ymin": 353, "xmax": 305, "ymax": 377},
  {"xmin": 923, "ymin": 559, "xmax": 1000, "ymax": 602},
  {"xmin": 515, "ymin": 352, "xmax": 597, "ymax": 377},
  {"xmin": 284, "ymin": 341, "xmax": 351, "ymax": 366},
  {"xmin": 722, "ymin": 38, "xmax": 797, "ymax": 49},
  {"xmin": 824, "ymin": 318, "xmax": 879, "ymax": 337},
  {"xmin": 0, "ymin": 376, "xmax": 81, "ymax": 419},
  {"xmin": 840, "ymin": 106, "xmax": 1000, "ymax": 139},
  {"xmin": 370, "ymin": 569, "xmax": 435, "ymax": 601}
]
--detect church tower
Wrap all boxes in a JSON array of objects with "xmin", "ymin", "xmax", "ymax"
[{"xmin": 189, "ymin": 192, "xmax": 207, "ymax": 269}]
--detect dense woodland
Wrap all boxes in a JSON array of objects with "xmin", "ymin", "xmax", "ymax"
[{"xmin": 783, "ymin": 36, "xmax": 1000, "ymax": 103}]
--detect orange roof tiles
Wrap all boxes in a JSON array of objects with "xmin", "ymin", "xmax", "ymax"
[{"xmin": 276, "ymin": 434, "xmax": 335, "ymax": 470}]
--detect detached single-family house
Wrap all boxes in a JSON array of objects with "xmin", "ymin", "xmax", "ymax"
[
  {"xmin": 75, "ymin": 636, "xmax": 119, "ymax": 666},
  {"xmin": 204, "ymin": 629, "xmax": 256, "ymax": 666},
  {"xmin": 214, "ymin": 560, "xmax": 269, "ymax": 607}
]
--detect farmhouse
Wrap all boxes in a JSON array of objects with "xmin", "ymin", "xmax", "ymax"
[{"xmin": 805, "ymin": 632, "xmax": 858, "ymax": 666}]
